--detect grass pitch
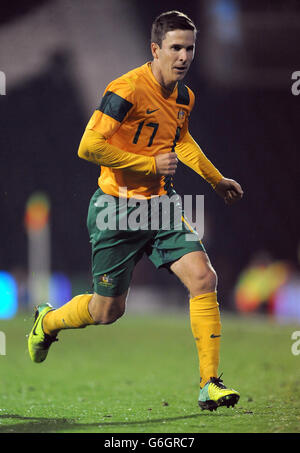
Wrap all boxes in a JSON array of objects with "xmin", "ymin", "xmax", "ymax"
[{"xmin": 0, "ymin": 310, "xmax": 299, "ymax": 433}]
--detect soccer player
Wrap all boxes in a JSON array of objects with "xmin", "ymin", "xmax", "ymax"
[{"xmin": 28, "ymin": 11, "xmax": 243, "ymax": 411}]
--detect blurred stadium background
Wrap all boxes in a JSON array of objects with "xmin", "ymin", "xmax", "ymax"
[{"xmin": 0, "ymin": 0, "xmax": 300, "ymax": 322}]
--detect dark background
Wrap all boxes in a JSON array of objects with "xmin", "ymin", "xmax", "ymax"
[{"xmin": 0, "ymin": 0, "xmax": 299, "ymax": 308}]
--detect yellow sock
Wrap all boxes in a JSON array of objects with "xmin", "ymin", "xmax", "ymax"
[
  {"xmin": 43, "ymin": 294, "xmax": 95, "ymax": 335},
  {"xmin": 189, "ymin": 291, "xmax": 221, "ymax": 388}
]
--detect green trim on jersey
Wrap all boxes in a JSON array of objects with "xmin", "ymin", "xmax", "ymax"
[
  {"xmin": 176, "ymin": 82, "xmax": 190, "ymax": 105},
  {"xmin": 98, "ymin": 91, "xmax": 133, "ymax": 122}
]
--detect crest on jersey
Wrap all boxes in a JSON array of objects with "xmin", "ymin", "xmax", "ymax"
[{"xmin": 177, "ymin": 109, "xmax": 185, "ymax": 120}]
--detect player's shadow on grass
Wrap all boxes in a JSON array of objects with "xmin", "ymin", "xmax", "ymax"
[{"xmin": 0, "ymin": 411, "xmax": 233, "ymax": 433}]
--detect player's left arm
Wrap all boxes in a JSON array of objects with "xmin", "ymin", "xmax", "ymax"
[
  {"xmin": 214, "ymin": 175, "xmax": 244, "ymax": 205},
  {"xmin": 176, "ymin": 129, "xmax": 243, "ymax": 205}
]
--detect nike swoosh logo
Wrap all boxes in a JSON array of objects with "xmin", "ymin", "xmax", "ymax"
[
  {"xmin": 32, "ymin": 317, "xmax": 40, "ymax": 335},
  {"xmin": 32, "ymin": 308, "xmax": 53, "ymax": 335},
  {"xmin": 146, "ymin": 108, "xmax": 159, "ymax": 114},
  {"xmin": 210, "ymin": 334, "xmax": 221, "ymax": 338}
]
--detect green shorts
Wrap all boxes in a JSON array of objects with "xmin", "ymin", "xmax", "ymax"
[{"xmin": 87, "ymin": 187, "xmax": 205, "ymax": 296}]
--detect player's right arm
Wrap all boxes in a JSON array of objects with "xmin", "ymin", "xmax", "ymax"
[
  {"xmin": 78, "ymin": 129, "xmax": 177, "ymax": 176},
  {"xmin": 78, "ymin": 129, "xmax": 155, "ymax": 174},
  {"xmin": 78, "ymin": 78, "xmax": 176, "ymax": 176}
]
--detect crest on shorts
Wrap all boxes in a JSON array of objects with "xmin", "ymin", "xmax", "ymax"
[
  {"xmin": 177, "ymin": 109, "xmax": 186, "ymax": 120},
  {"xmin": 99, "ymin": 274, "xmax": 114, "ymax": 287}
]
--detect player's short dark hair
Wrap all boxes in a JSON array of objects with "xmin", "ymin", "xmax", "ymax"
[{"xmin": 151, "ymin": 10, "xmax": 197, "ymax": 47}]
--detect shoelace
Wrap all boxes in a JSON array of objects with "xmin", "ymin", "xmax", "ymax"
[{"xmin": 209, "ymin": 373, "xmax": 227, "ymax": 389}]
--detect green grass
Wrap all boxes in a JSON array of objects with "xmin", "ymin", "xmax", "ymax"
[{"xmin": 0, "ymin": 311, "xmax": 299, "ymax": 433}]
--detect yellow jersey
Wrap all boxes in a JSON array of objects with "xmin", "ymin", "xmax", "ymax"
[{"xmin": 86, "ymin": 62, "xmax": 195, "ymax": 198}]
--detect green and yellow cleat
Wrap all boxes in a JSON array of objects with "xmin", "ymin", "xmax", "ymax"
[
  {"xmin": 28, "ymin": 303, "xmax": 58, "ymax": 363},
  {"xmin": 198, "ymin": 375, "xmax": 240, "ymax": 411}
]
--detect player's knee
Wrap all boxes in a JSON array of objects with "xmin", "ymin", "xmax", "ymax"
[
  {"xmin": 89, "ymin": 295, "xmax": 126, "ymax": 325},
  {"xmin": 93, "ymin": 304, "xmax": 125, "ymax": 325},
  {"xmin": 100, "ymin": 305, "xmax": 125, "ymax": 325},
  {"xmin": 190, "ymin": 267, "xmax": 217, "ymax": 295}
]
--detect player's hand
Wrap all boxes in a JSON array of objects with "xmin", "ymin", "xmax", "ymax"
[
  {"xmin": 215, "ymin": 177, "xmax": 244, "ymax": 205},
  {"xmin": 155, "ymin": 152, "xmax": 178, "ymax": 175}
]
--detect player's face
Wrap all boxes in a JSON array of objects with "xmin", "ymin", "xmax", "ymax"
[{"xmin": 152, "ymin": 29, "xmax": 195, "ymax": 86}]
